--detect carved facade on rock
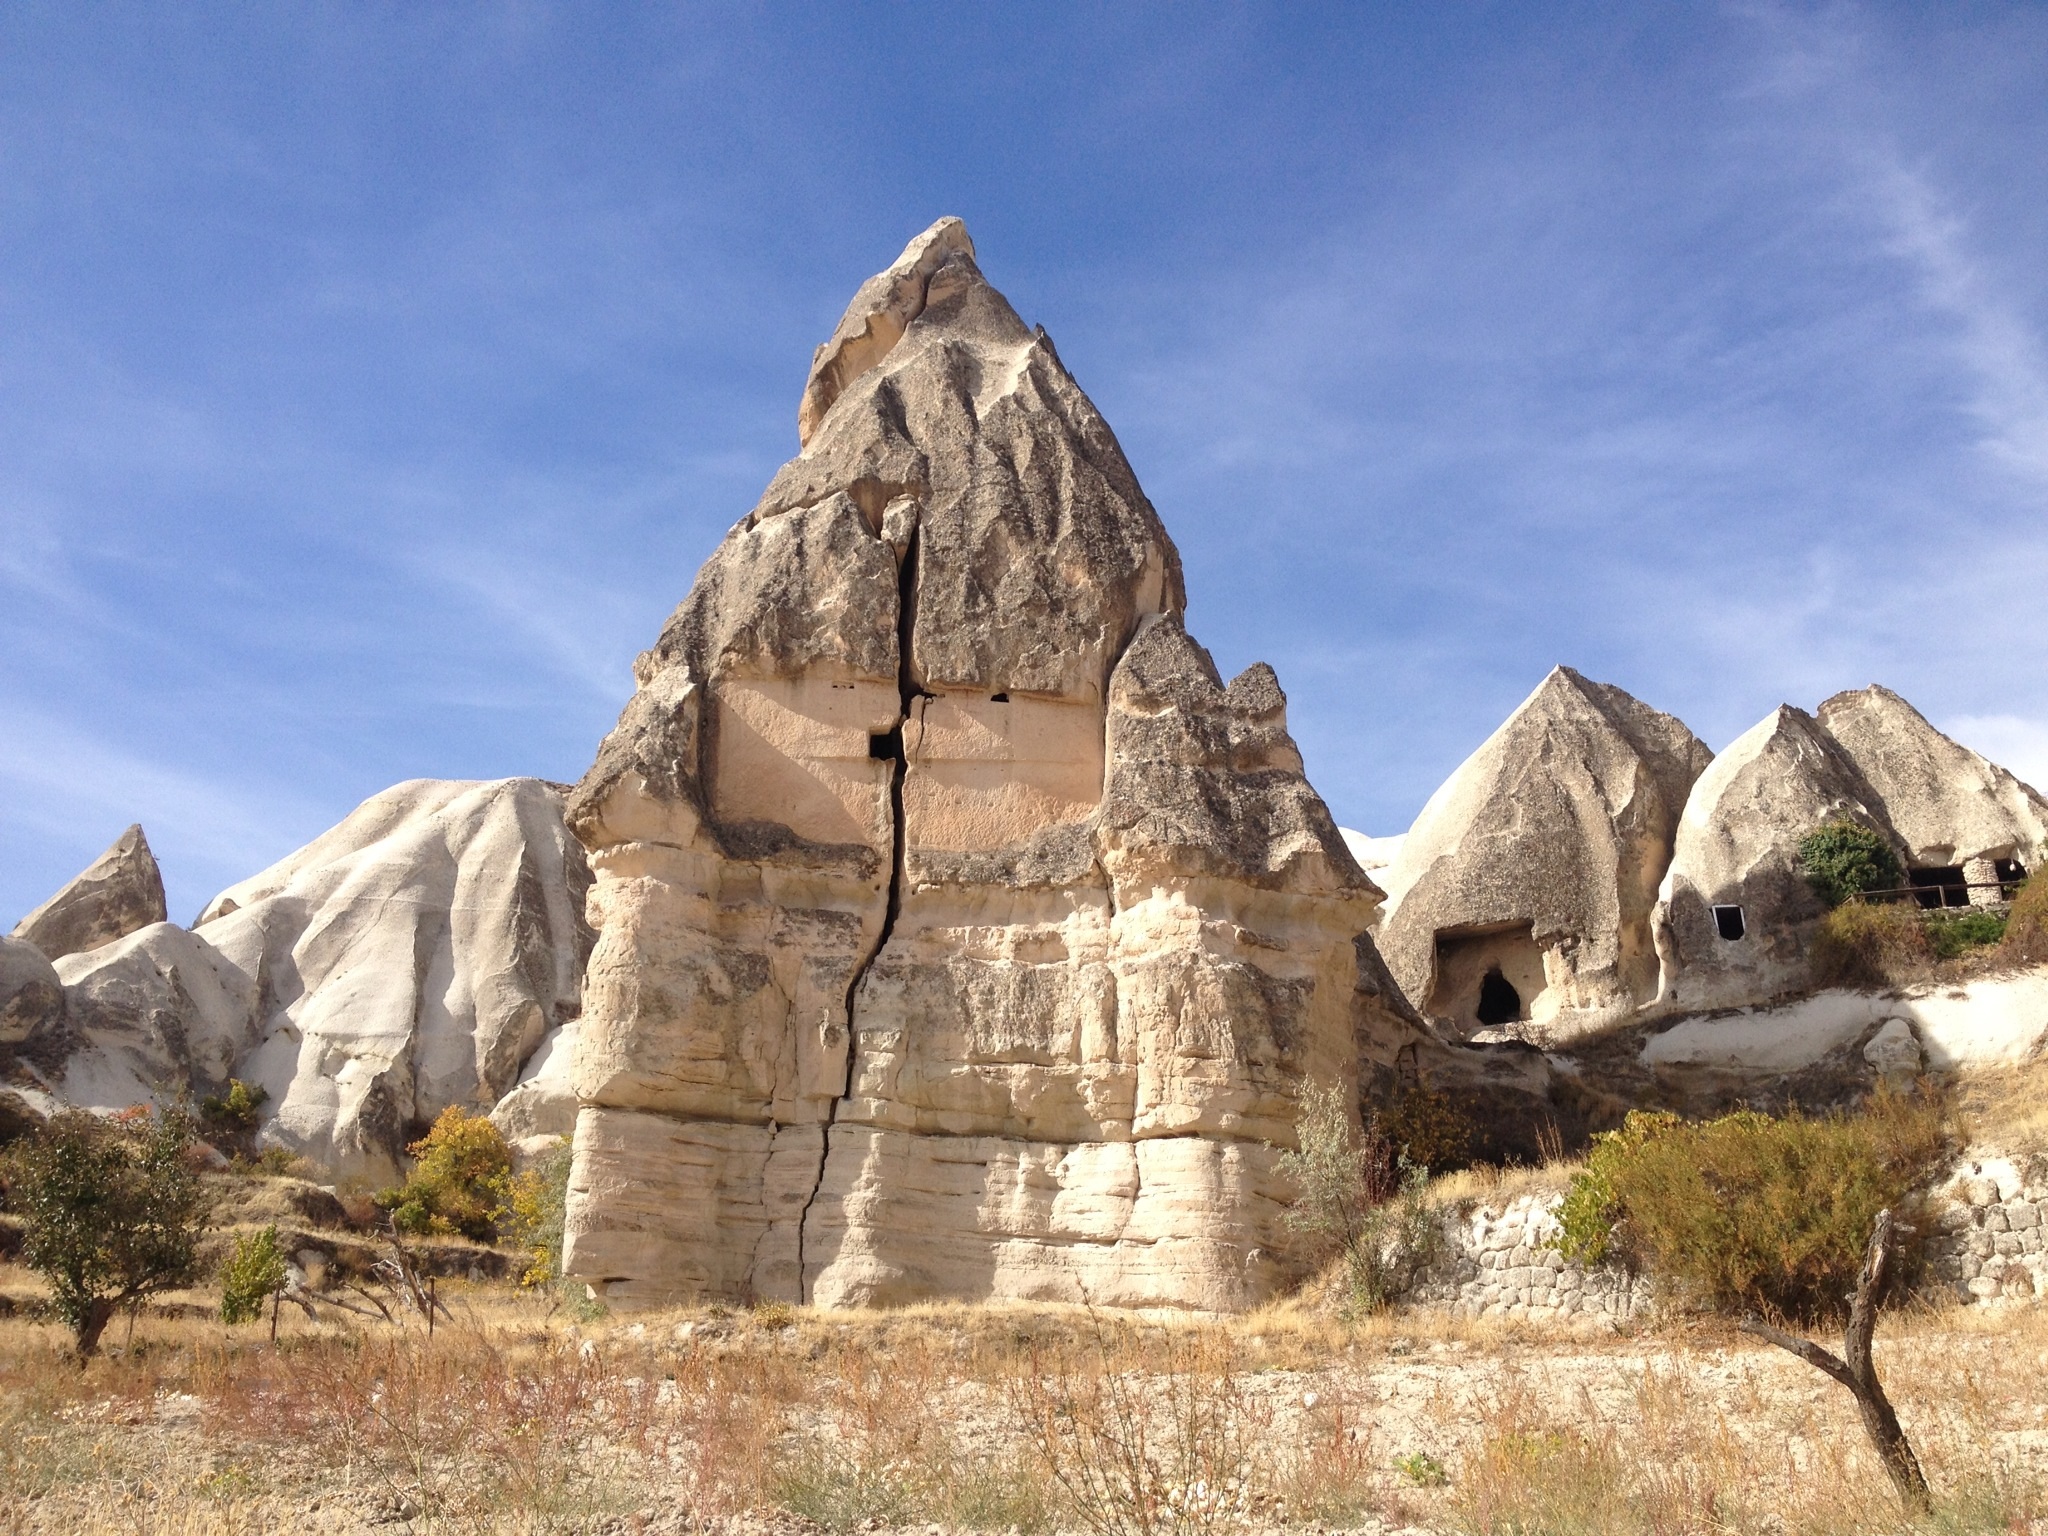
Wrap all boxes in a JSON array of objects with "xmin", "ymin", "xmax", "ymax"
[{"xmin": 561, "ymin": 219, "xmax": 1430, "ymax": 1312}]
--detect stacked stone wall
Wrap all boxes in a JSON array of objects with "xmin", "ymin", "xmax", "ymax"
[
  {"xmin": 1410, "ymin": 1149, "xmax": 2048, "ymax": 1327},
  {"xmin": 1928, "ymin": 1152, "xmax": 2048, "ymax": 1305}
]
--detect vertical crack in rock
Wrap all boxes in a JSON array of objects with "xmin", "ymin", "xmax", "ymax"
[{"xmin": 796, "ymin": 524, "xmax": 924, "ymax": 1298}]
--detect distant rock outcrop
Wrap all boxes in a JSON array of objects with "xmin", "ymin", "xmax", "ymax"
[
  {"xmin": 561, "ymin": 218, "xmax": 1429, "ymax": 1312},
  {"xmin": 11, "ymin": 824, "xmax": 167, "ymax": 962},
  {"xmin": 32, "ymin": 779, "xmax": 591, "ymax": 1179},
  {"xmin": 1372, "ymin": 668, "xmax": 1712, "ymax": 1044}
]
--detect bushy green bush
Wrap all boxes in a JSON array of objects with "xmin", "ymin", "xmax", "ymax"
[
  {"xmin": 1378, "ymin": 1083, "xmax": 1472, "ymax": 1173},
  {"xmin": 219, "ymin": 1224, "xmax": 288, "ymax": 1325},
  {"xmin": 1798, "ymin": 820, "xmax": 1905, "ymax": 908},
  {"xmin": 1809, "ymin": 900, "xmax": 1932, "ymax": 989},
  {"xmin": 198, "ymin": 1079, "xmax": 267, "ymax": 1156},
  {"xmin": 376, "ymin": 1106, "xmax": 513, "ymax": 1241},
  {"xmin": 0, "ymin": 1107, "xmax": 210, "ymax": 1356},
  {"xmin": 1927, "ymin": 908, "xmax": 2006, "ymax": 959},
  {"xmin": 1550, "ymin": 1092, "xmax": 1948, "ymax": 1323}
]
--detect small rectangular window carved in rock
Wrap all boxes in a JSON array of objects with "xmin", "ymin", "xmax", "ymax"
[
  {"xmin": 1711, "ymin": 904, "xmax": 1745, "ymax": 942},
  {"xmin": 1908, "ymin": 867, "xmax": 1968, "ymax": 909}
]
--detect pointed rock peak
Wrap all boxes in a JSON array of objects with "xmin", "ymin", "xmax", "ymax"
[
  {"xmin": 1815, "ymin": 684, "xmax": 1933, "ymax": 735},
  {"xmin": 12, "ymin": 823, "xmax": 168, "ymax": 962},
  {"xmin": 798, "ymin": 216, "xmax": 979, "ymax": 447}
]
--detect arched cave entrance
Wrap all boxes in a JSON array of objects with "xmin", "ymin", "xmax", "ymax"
[
  {"xmin": 1475, "ymin": 967, "xmax": 1522, "ymax": 1026},
  {"xmin": 1426, "ymin": 921, "xmax": 1547, "ymax": 1038}
]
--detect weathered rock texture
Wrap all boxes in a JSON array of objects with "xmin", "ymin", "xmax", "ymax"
[
  {"xmin": 1817, "ymin": 686, "xmax": 2048, "ymax": 874},
  {"xmin": 34, "ymin": 779, "xmax": 591, "ymax": 1179},
  {"xmin": 1652, "ymin": 706, "xmax": 1893, "ymax": 1012},
  {"xmin": 0, "ymin": 935, "xmax": 63, "ymax": 1046},
  {"xmin": 1652, "ymin": 694, "xmax": 2048, "ymax": 1012},
  {"xmin": 1372, "ymin": 668, "xmax": 1711, "ymax": 1044},
  {"xmin": 12, "ymin": 823, "xmax": 167, "ymax": 961},
  {"xmin": 562, "ymin": 218, "xmax": 1427, "ymax": 1312}
]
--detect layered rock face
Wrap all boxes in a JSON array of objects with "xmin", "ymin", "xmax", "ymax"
[
  {"xmin": 11, "ymin": 823, "xmax": 167, "ymax": 961},
  {"xmin": 1372, "ymin": 668, "xmax": 1711, "ymax": 1044},
  {"xmin": 562, "ymin": 219, "xmax": 1422, "ymax": 1311},
  {"xmin": 17, "ymin": 778, "xmax": 590, "ymax": 1178},
  {"xmin": 1652, "ymin": 707, "xmax": 1893, "ymax": 1012}
]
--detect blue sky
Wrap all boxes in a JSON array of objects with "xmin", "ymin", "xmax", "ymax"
[{"xmin": 4, "ymin": 3, "xmax": 2047, "ymax": 924}]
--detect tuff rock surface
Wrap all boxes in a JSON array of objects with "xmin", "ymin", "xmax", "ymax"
[
  {"xmin": 12, "ymin": 823, "xmax": 167, "ymax": 961},
  {"xmin": 561, "ymin": 218, "xmax": 1430, "ymax": 1312},
  {"xmin": 1651, "ymin": 705, "xmax": 1893, "ymax": 1012},
  {"xmin": 0, "ymin": 934, "xmax": 63, "ymax": 1046},
  {"xmin": 25, "ymin": 778, "xmax": 591, "ymax": 1178},
  {"xmin": 1816, "ymin": 686, "xmax": 2048, "ymax": 871},
  {"xmin": 1372, "ymin": 667, "xmax": 1711, "ymax": 1044}
]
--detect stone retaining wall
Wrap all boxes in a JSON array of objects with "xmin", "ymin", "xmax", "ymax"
[
  {"xmin": 1411, "ymin": 1148, "xmax": 2048, "ymax": 1326},
  {"xmin": 1928, "ymin": 1152, "xmax": 2048, "ymax": 1304}
]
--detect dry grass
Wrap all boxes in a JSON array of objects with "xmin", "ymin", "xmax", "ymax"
[
  {"xmin": 1425, "ymin": 1159, "xmax": 1582, "ymax": 1210},
  {"xmin": 0, "ymin": 1260, "xmax": 2044, "ymax": 1535},
  {"xmin": 1949, "ymin": 1057, "xmax": 2048, "ymax": 1155}
]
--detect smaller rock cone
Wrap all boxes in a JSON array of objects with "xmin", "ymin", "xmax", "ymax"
[{"xmin": 12, "ymin": 824, "xmax": 168, "ymax": 962}]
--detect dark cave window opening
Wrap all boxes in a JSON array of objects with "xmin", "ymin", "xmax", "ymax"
[
  {"xmin": 1996, "ymin": 858, "xmax": 2029, "ymax": 896},
  {"xmin": 868, "ymin": 728, "xmax": 902, "ymax": 761},
  {"xmin": 1475, "ymin": 967, "xmax": 1522, "ymax": 1026},
  {"xmin": 1712, "ymin": 904, "xmax": 1746, "ymax": 942},
  {"xmin": 990, "ymin": 692, "xmax": 1009, "ymax": 703}
]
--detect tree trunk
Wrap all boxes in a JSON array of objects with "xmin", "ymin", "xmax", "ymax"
[
  {"xmin": 74, "ymin": 1296, "xmax": 118, "ymax": 1361},
  {"xmin": 1740, "ymin": 1208, "xmax": 1932, "ymax": 1513}
]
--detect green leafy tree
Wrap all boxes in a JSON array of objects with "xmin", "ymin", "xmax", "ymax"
[
  {"xmin": 376, "ymin": 1105, "xmax": 513, "ymax": 1241},
  {"xmin": 0, "ymin": 1107, "xmax": 210, "ymax": 1358},
  {"xmin": 1797, "ymin": 820, "xmax": 1905, "ymax": 909},
  {"xmin": 219, "ymin": 1224, "xmax": 289, "ymax": 1328}
]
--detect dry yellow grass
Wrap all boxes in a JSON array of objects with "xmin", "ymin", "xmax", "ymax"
[
  {"xmin": 2, "ymin": 1252, "xmax": 2042, "ymax": 1535},
  {"xmin": 1949, "ymin": 1056, "xmax": 2048, "ymax": 1155}
]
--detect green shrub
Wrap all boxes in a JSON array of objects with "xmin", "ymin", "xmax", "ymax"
[
  {"xmin": 1798, "ymin": 820, "xmax": 1905, "ymax": 908},
  {"xmin": 0, "ymin": 1107, "xmax": 210, "ymax": 1357},
  {"xmin": 1809, "ymin": 900, "xmax": 1932, "ymax": 989},
  {"xmin": 2000, "ymin": 872, "xmax": 2048, "ymax": 964},
  {"xmin": 1552, "ymin": 1110, "xmax": 1681, "ymax": 1266},
  {"xmin": 198, "ymin": 1079, "xmax": 267, "ymax": 1156},
  {"xmin": 375, "ymin": 1106, "xmax": 513, "ymax": 1241},
  {"xmin": 219, "ymin": 1224, "xmax": 288, "ymax": 1325},
  {"xmin": 1927, "ymin": 908, "xmax": 2006, "ymax": 959},
  {"xmin": 1550, "ymin": 1092, "xmax": 1949, "ymax": 1323}
]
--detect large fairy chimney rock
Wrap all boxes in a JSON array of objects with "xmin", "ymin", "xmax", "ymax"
[
  {"xmin": 1815, "ymin": 686, "xmax": 2048, "ymax": 893},
  {"xmin": 1373, "ymin": 668, "xmax": 1712, "ymax": 1045},
  {"xmin": 561, "ymin": 219, "xmax": 1422, "ymax": 1312},
  {"xmin": 41, "ymin": 779, "xmax": 591, "ymax": 1179},
  {"xmin": 0, "ymin": 935, "xmax": 64, "ymax": 1046},
  {"xmin": 1651, "ymin": 706, "xmax": 1897, "ymax": 1013},
  {"xmin": 12, "ymin": 824, "xmax": 168, "ymax": 962}
]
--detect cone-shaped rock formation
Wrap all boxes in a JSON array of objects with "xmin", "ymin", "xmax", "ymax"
[
  {"xmin": 562, "ymin": 219, "xmax": 1424, "ymax": 1311},
  {"xmin": 1373, "ymin": 667, "xmax": 1712, "ymax": 1043},
  {"xmin": 12, "ymin": 824, "xmax": 167, "ymax": 962}
]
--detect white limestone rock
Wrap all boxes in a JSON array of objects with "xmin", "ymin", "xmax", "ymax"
[
  {"xmin": 39, "ymin": 778, "xmax": 591, "ymax": 1179},
  {"xmin": 561, "ymin": 218, "xmax": 1430, "ymax": 1312},
  {"xmin": 1651, "ymin": 705, "xmax": 1895, "ymax": 1013},
  {"xmin": 12, "ymin": 823, "xmax": 168, "ymax": 962},
  {"xmin": 1817, "ymin": 686, "xmax": 2048, "ymax": 871},
  {"xmin": 0, "ymin": 934, "xmax": 64, "ymax": 1046},
  {"xmin": 1373, "ymin": 668, "xmax": 1711, "ymax": 1043}
]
